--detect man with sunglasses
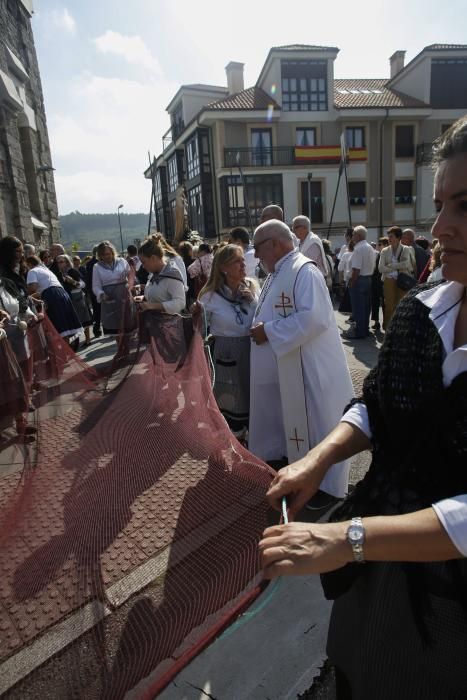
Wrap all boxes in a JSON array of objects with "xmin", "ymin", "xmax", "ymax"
[{"xmin": 249, "ymin": 220, "xmax": 354, "ymax": 505}]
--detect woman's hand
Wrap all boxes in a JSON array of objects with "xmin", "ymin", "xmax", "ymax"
[
  {"xmin": 259, "ymin": 521, "xmax": 350, "ymax": 578},
  {"xmin": 0, "ymin": 309, "xmax": 10, "ymax": 325},
  {"xmin": 266, "ymin": 449, "xmax": 330, "ymax": 518}
]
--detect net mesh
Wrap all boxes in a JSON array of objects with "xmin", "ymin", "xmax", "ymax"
[{"xmin": 0, "ymin": 313, "xmax": 274, "ymax": 699}]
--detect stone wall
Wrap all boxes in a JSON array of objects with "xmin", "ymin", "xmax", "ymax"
[{"xmin": 0, "ymin": 0, "xmax": 59, "ymax": 246}]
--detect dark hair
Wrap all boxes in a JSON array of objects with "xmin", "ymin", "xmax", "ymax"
[
  {"xmin": 25, "ymin": 255, "xmax": 41, "ymax": 268},
  {"xmin": 432, "ymin": 115, "xmax": 467, "ymax": 165},
  {"xmin": 39, "ymin": 249, "xmax": 50, "ymax": 262},
  {"xmin": 0, "ymin": 235, "xmax": 22, "ymax": 270},
  {"xmin": 387, "ymin": 226, "xmax": 403, "ymax": 239},
  {"xmin": 345, "ymin": 227, "xmax": 354, "ymax": 238},
  {"xmin": 415, "ymin": 236, "xmax": 430, "ymax": 251},
  {"xmin": 199, "ymin": 243, "xmax": 211, "ymax": 255},
  {"xmin": 138, "ymin": 233, "xmax": 164, "ymax": 259},
  {"xmin": 229, "ymin": 227, "xmax": 250, "ymax": 246},
  {"xmin": 127, "ymin": 244, "xmax": 137, "ymax": 256},
  {"xmin": 348, "ymin": 240, "xmax": 355, "ymax": 252},
  {"xmin": 378, "ymin": 237, "xmax": 389, "ymax": 246}
]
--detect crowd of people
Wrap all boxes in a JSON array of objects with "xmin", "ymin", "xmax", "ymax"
[{"xmin": 1, "ymin": 114, "xmax": 466, "ymax": 699}]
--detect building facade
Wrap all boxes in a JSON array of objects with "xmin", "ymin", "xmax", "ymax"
[
  {"xmin": 147, "ymin": 44, "xmax": 467, "ymax": 242},
  {"xmin": 0, "ymin": 0, "xmax": 59, "ymax": 246}
]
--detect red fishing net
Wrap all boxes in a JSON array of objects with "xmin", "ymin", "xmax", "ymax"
[{"xmin": 0, "ymin": 314, "xmax": 274, "ymax": 698}]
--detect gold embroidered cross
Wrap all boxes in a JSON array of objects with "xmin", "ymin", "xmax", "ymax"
[
  {"xmin": 274, "ymin": 292, "xmax": 293, "ymax": 318},
  {"xmin": 289, "ymin": 428, "xmax": 305, "ymax": 451}
]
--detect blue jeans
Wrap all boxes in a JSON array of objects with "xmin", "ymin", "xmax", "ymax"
[{"xmin": 349, "ymin": 275, "xmax": 372, "ymax": 337}]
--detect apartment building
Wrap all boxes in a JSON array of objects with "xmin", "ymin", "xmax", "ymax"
[
  {"xmin": 147, "ymin": 43, "xmax": 467, "ymax": 242},
  {"xmin": 0, "ymin": 0, "xmax": 59, "ymax": 245}
]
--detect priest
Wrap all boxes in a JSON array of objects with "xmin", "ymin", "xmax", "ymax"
[{"xmin": 249, "ymin": 220, "xmax": 354, "ymax": 499}]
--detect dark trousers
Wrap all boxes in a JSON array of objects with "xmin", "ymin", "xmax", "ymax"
[
  {"xmin": 90, "ymin": 292, "xmax": 101, "ymax": 331},
  {"xmin": 349, "ymin": 275, "xmax": 371, "ymax": 338},
  {"xmin": 371, "ymin": 276, "xmax": 384, "ymax": 322}
]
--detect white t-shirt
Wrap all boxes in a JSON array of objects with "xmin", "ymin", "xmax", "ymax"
[
  {"xmin": 351, "ymin": 240, "xmax": 375, "ymax": 276},
  {"xmin": 26, "ymin": 265, "xmax": 62, "ymax": 294}
]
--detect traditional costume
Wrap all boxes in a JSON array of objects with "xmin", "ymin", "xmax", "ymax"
[{"xmin": 249, "ymin": 250, "xmax": 354, "ymax": 497}]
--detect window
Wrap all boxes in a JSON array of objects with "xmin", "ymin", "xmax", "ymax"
[
  {"xmin": 200, "ymin": 132, "xmax": 211, "ymax": 174},
  {"xmin": 296, "ymin": 128, "xmax": 316, "ymax": 146},
  {"xmin": 348, "ymin": 181, "xmax": 366, "ymax": 206},
  {"xmin": 395, "ymin": 125, "xmax": 415, "ymax": 158},
  {"xmin": 186, "ymin": 136, "xmax": 200, "ymax": 180},
  {"xmin": 167, "ymin": 155, "xmax": 178, "ymax": 193},
  {"xmin": 301, "ymin": 181, "xmax": 323, "ymax": 224},
  {"xmin": 345, "ymin": 127, "xmax": 365, "ymax": 149},
  {"xmin": 281, "ymin": 60, "xmax": 327, "ymax": 112},
  {"xmin": 154, "ymin": 170, "xmax": 163, "ymax": 203},
  {"xmin": 171, "ymin": 102, "xmax": 184, "ymax": 141},
  {"xmin": 251, "ymin": 129, "xmax": 272, "ymax": 166},
  {"xmin": 187, "ymin": 184, "xmax": 204, "ymax": 234},
  {"xmin": 221, "ymin": 174, "xmax": 283, "ymax": 228},
  {"xmin": 169, "ymin": 199, "xmax": 177, "ymax": 233},
  {"xmin": 395, "ymin": 180, "xmax": 414, "ymax": 205},
  {"xmin": 431, "ymin": 59, "xmax": 467, "ymax": 109}
]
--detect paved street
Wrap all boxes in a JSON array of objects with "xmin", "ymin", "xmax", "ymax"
[{"xmin": 0, "ymin": 310, "xmax": 382, "ymax": 699}]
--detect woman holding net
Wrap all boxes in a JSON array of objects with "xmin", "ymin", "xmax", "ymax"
[
  {"xmin": 196, "ymin": 244, "xmax": 258, "ymax": 440},
  {"xmin": 260, "ymin": 115, "xmax": 467, "ymax": 699}
]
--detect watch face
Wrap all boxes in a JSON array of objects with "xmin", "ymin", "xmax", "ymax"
[{"xmin": 348, "ymin": 525, "xmax": 363, "ymax": 543}]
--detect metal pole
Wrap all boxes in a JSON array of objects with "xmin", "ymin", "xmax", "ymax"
[
  {"xmin": 117, "ymin": 204, "xmax": 124, "ymax": 255},
  {"xmin": 147, "ymin": 152, "xmax": 155, "ymax": 236},
  {"xmin": 327, "ymin": 169, "xmax": 343, "ymax": 237},
  {"xmin": 343, "ymin": 159, "xmax": 352, "ymax": 229},
  {"xmin": 236, "ymin": 153, "xmax": 254, "ymax": 234},
  {"xmin": 307, "ymin": 173, "xmax": 313, "ymax": 222}
]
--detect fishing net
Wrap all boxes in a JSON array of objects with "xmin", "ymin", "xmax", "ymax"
[{"xmin": 0, "ymin": 311, "xmax": 274, "ymax": 699}]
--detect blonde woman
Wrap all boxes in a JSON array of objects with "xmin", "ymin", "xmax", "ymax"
[
  {"xmin": 197, "ymin": 244, "xmax": 259, "ymax": 437},
  {"xmin": 92, "ymin": 241, "xmax": 133, "ymax": 334}
]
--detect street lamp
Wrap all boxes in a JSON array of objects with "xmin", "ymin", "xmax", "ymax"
[{"xmin": 117, "ymin": 204, "xmax": 124, "ymax": 255}]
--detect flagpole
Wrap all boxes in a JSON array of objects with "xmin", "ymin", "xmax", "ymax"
[
  {"xmin": 340, "ymin": 133, "xmax": 352, "ymax": 229},
  {"xmin": 236, "ymin": 152, "xmax": 254, "ymax": 235},
  {"xmin": 327, "ymin": 168, "xmax": 343, "ymax": 237}
]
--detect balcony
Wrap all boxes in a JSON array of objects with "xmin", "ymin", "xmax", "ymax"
[
  {"xmin": 224, "ymin": 146, "xmax": 367, "ymax": 168},
  {"xmin": 416, "ymin": 142, "xmax": 434, "ymax": 166},
  {"xmin": 162, "ymin": 127, "xmax": 173, "ymax": 152}
]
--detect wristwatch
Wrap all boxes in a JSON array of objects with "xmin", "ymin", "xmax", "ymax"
[{"xmin": 346, "ymin": 517, "xmax": 365, "ymax": 563}]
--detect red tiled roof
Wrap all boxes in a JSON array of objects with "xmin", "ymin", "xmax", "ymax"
[
  {"xmin": 206, "ymin": 86, "xmax": 280, "ymax": 111},
  {"xmin": 334, "ymin": 79, "xmax": 429, "ymax": 108}
]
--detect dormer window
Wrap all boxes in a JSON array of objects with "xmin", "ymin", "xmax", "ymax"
[
  {"xmin": 281, "ymin": 60, "xmax": 327, "ymax": 112},
  {"xmin": 431, "ymin": 58, "xmax": 467, "ymax": 109}
]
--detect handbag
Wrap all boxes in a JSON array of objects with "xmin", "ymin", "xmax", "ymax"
[{"xmin": 395, "ymin": 247, "xmax": 417, "ymax": 291}]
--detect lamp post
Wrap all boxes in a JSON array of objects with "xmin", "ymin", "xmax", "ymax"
[
  {"xmin": 117, "ymin": 204, "xmax": 124, "ymax": 255},
  {"xmin": 307, "ymin": 173, "xmax": 313, "ymax": 223}
]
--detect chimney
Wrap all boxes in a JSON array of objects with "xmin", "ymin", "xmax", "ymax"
[
  {"xmin": 225, "ymin": 61, "xmax": 244, "ymax": 95},
  {"xmin": 390, "ymin": 50, "xmax": 406, "ymax": 78}
]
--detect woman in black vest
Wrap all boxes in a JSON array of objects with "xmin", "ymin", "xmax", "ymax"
[{"xmin": 260, "ymin": 115, "xmax": 467, "ymax": 700}]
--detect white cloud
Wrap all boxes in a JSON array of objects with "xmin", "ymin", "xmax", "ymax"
[
  {"xmin": 50, "ymin": 8, "xmax": 76, "ymax": 35},
  {"xmin": 48, "ymin": 72, "xmax": 178, "ymax": 213},
  {"xmin": 93, "ymin": 31, "xmax": 162, "ymax": 75}
]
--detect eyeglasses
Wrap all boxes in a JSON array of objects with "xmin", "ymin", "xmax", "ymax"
[{"xmin": 253, "ymin": 238, "xmax": 272, "ymax": 253}]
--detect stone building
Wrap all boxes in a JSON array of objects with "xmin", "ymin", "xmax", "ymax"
[
  {"xmin": 146, "ymin": 43, "xmax": 467, "ymax": 243},
  {"xmin": 0, "ymin": 0, "xmax": 59, "ymax": 246}
]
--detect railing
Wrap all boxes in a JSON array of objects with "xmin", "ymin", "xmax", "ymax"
[
  {"xmin": 416, "ymin": 142, "xmax": 434, "ymax": 166},
  {"xmin": 162, "ymin": 127, "xmax": 173, "ymax": 152},
  {"xmin": 224, "ymin": 147, "xmax": 295, "ymax": 168},
  {"xmin": 224, "ymin": 146, "xmax": 368, "ymax": 168}
]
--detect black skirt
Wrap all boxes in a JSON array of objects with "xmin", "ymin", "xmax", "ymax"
[{"xmin": 42, "ymin": 286, "xmax": 82, "ymax": 337}]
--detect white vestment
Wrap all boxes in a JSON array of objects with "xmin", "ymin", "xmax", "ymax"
[{"xmin": 249, "ymin": 250, "xmax": 354, "ymax": 497}]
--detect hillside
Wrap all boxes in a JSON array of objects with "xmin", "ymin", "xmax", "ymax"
[{"xmin": 59, "ymin": 212, "xmax": 150, "ymax": 252}]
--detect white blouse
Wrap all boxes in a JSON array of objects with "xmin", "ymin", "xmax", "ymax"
[
  {"xmin": 92, "ymin": 258, "xmax": 130, "ymax": 302},
  {"xmin": 26, "ymin": 265, "xmax": 61, "ymax": 294},
  {"xmin": 201, "ymin": 285, "xmax": 258, "ymax": 337},
  {"xmin": 144, "ymin": 260, "xmax": 186, "ymax": 315},
  {"xmin": 342, "ymin": 281, "xmax": 467, "ymax": 556}
]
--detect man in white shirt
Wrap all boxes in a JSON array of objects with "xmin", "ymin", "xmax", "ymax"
[
  {"xmin": 291, "ymin": 215, "xmax": 327, "ymax": 278},
  {"xmin": 229, "ymin": 226, "xmax": 258, "ymax": 279},
  {"xmin": 343, "ymin": 225, "xmax": 375, "ymax": 340},
  {"xmin": 249, "ymin": 220, "xmax": 354, "ymax": 501}
]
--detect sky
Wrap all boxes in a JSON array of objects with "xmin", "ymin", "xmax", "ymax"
[{"xmin": 32, "ymin": 0, "xmax": 467, "ymax": 215}]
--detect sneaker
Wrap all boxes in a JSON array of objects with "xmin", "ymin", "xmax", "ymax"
[{"xmin": 305, "ymin": 490, "xmax": 341, "ymax": 512}]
